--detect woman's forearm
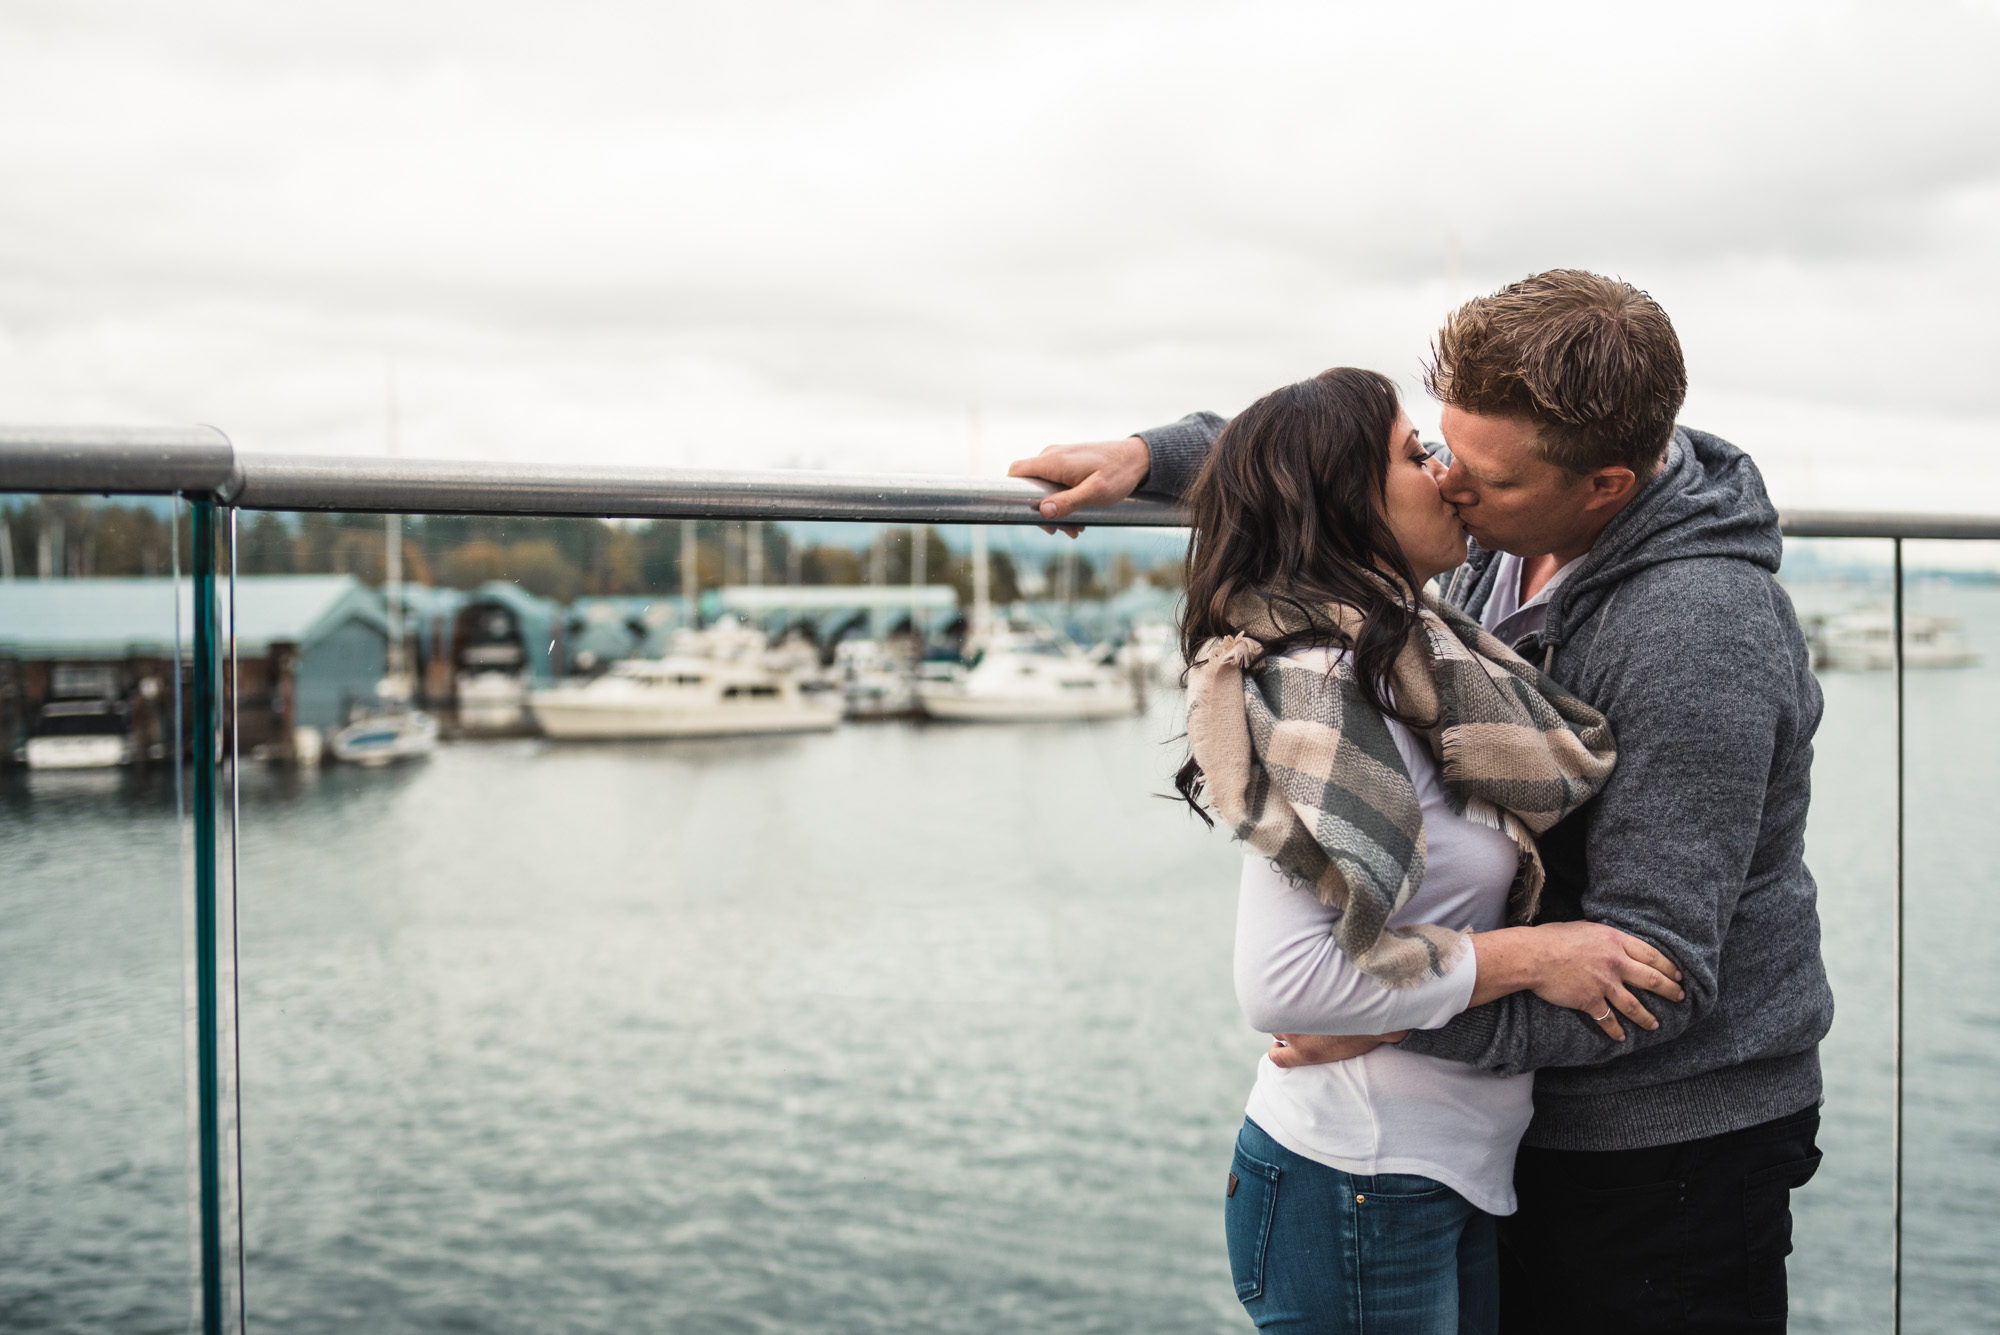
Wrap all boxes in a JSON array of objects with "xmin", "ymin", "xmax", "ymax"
[
  {"xmin": 1465, "ymin": 927, "xmax": 1547, "ymax": 1007},
  {"xmin": 1236, "ymin": 856, "xmax": 1476, "ymax": 1034}
]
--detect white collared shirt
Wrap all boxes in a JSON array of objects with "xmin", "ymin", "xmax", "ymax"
[{"xmin": 1481, "ymin": 551, "xmax": 1585, "ymax": 647}]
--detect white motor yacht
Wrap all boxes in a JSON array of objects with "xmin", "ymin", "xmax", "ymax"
[
  {"xmin": 918, "ymin": 630, "xmax": 1138, "ymax": 722},
  {"xmin": 1812, "ymin": 608, "xmax": 1978, "ymax": 671},
  {"xmin": 528, "ymin": 657, "xmax": 842, "ymax": 739}
]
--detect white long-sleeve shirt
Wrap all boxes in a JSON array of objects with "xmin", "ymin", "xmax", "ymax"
[{"xmin": 1235, "ymin": 648, "xmax": 1534, "ymax": 1215}]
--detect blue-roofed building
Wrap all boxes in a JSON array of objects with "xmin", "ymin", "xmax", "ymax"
[
  {"xmin": 443, "ymin": 581, "xmax": 568, "ymax": 733},
  {"xmin": 564, "ymin": 596, "xmax": 686, "ymax": 670},
  {"xmin": 0, "ymin": 575, "xmax": 391, "ymax": 765},
  {"xmin": 394, "ymin": 583, "xmax": 469, "ymax": 706},
  {"xmin": 708, "ymin": 584, "xmax": 958, "ymax": 651}
]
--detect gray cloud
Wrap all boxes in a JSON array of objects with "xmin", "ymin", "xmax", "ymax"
[{"xmin": 0, "ymin": 0, "xmax": 1996, "ymax": 508}]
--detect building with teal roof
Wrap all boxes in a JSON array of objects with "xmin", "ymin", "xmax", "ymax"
[{"xmin": 0, "ymin": 575, "xmax": 393, "ymax": 761}]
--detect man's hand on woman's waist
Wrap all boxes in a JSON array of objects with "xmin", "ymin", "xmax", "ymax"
[
  {"xmin": 1469, "ymin": 921, "xmax": 1683, "ymax": 1043},
  {"xmin": 1263, "ymin": 922, "xmax": 1684, "ymax": 1067},
  {"xmin": 1267, "ymin": 1032, "xmax": 1409, "ymax": 1068}
]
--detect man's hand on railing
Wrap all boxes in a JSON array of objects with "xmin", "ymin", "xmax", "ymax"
[{"xmin": 1007, "ymin": 435, "xmax": 1150, "ymax": 535}]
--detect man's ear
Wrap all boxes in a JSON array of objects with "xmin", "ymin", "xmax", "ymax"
[{"xmin": 1584, "ymin": 467, "xmax": 1639, "ymax": 511}]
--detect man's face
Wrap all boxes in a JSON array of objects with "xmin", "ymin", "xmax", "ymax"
[{"xmin": 1436, "ymin": 406, "xmax": 1595, "ymax": 559}]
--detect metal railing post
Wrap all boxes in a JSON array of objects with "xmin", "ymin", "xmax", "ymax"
[
  {"xmin": 226, "ymin": 508, "xmax": 248, "ymax": 1330},
  {"xmin": 1891, "ymin": 538, "xmax": 1905, "ymax": 1335},
  {"xmin": 190, "ymin": 498, "xmax": 225, "ymax": 1334}
]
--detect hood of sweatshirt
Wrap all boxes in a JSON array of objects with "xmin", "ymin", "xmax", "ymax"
[{"xmin": 1541, "ymin": 426, "xmax": 1783, "ymax": 649}]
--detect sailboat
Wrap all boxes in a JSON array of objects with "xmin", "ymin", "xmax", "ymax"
[{"xmin": 331, "ymin": 367, "xmax": 438, "ymax": 766}]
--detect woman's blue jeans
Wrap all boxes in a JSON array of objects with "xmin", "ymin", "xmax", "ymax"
[{"xmin": 1225, "ymin": 1118, "xmax": 1498, "ymax": 1335}]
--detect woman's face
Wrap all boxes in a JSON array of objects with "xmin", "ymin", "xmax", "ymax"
[{"xmin": 1380, "ymin": 409, "xmax": 1466, "ymax": 582}]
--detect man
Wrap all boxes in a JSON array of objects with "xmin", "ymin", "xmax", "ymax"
[{"xmin": 1012, "ymin": 270, "xmax": 1833, "ymax": 1333}]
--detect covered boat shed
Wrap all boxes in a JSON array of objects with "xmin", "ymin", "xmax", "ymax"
[{"xmin": 0, "ymin": 575, "xmax": 390, "ymax": 764}]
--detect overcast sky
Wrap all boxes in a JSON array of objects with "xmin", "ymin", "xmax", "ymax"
[{"xmin": 2, "ymin": 0, "xmax": 1997, "ymax": 513}]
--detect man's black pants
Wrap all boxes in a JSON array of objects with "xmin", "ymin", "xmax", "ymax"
[{"xmin": 1498, "ymin": 1106, "xmax": 1822, "ymax": 1334}]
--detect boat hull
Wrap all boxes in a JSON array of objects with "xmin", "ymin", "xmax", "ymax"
[
  {"xmin": 918, "ymin": 692, "xmax": 1135, "ymax": 722},
  {"xmin": 1818, "ymin": 646, "xmax": 1977, "ymax": 671},
  {"xmin": 330, "ymin": 713, "xmax": 439, "ymax": 766},
  {"xmin": 529, "ymin": 699, "xmax": 841, "ymax": 739},
  {"xmin": 25, "ymin": 735, "xmax": 133, "ymax": 770}
]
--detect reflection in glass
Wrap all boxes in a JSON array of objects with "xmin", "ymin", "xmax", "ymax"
[
  {"xmin": 1779, "ymin": 536, "xmax": 1898, "ymax": 1333},
  {"xmin": 1897, "ymin": 540, "xmax": 2000, "ymax": 1335},
  {"xmin": 232, "ymin": 514, "xmax": 1251, "ymax": 1332},
  {"xmin": 8, "ymin": 493, "xmax": 1974, "ymax": 1331},
  {"xmin": 0, "ymin": 493, "xmax": 201, "ymax": 1331}
]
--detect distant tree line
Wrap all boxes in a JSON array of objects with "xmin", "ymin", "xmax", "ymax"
[{"xmin": 0, "ymin": 496, "xmax": 1182, "ymax": 603}]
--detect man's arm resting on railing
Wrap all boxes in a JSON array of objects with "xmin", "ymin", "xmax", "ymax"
[{"xmin": 1007, "ymin": 412, "xmax": 1225, "ymax": 522}]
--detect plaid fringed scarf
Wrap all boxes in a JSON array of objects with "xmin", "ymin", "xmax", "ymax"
[{"xmin": 1185, "ymin": 588, "xmax": 1616, "ymax": 989}]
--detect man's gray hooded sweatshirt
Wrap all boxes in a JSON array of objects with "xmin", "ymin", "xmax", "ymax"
[{"xmin": 1139, "ymin": 415, "xmax": 1835, "ymax": 1153}]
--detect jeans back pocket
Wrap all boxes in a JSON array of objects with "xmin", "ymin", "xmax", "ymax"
[{"xmin": 1224, "ymin": 1139, "xmax": 1282, "ymax": 1302}]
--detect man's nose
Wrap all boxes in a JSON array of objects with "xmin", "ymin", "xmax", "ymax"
[{"xmin": 1438, "ymin": 463, "xmax": 1474, "ymax": 505}]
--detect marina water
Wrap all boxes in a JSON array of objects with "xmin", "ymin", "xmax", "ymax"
[{"xmin": 5, "ymin": 580, "xmax": 1998, "ymax": 1333}]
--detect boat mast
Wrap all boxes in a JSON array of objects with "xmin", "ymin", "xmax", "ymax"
[
  {"xmin": 384, "ymin": 360, "xmax": 406, "ymax": 695},
  {"xmin": 968, "ymin": 404, "xmax": 990, "ymax": 640},
  {"xmin": 910, "ymin": 525, "xmax": 927, "ymax": 643},
  {"xmin": 680, "ymin": 520, "xmax": 699, "ymax": 629}
]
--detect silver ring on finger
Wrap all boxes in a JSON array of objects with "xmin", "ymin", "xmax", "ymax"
[{"xmin": 1591, "ymin": 1007, "xmax": 1613, "ymax": 1023}]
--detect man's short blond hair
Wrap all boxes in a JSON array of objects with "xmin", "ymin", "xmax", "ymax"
[{"xmin": 1425, "ymin": 269, "xmax": 1688, "ymax": 475}]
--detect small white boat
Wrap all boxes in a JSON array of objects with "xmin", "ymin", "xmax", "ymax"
[
  {"xmin": 1115, "ymin": 622, "xmax": 1183, "ymax": 687},
  {"xmin": 24, "ymin": 700, "xmax": 135, "ymax": 770},
  {"xmin": 528, "ymin": 657, "xmax": 842, "ymax": 739},
  {"xmin": 834, "ymin": 638, "xmax": 922, "ymax": 721},
  {"xmin": 918, "ymin": 630, "xmax": 1138, "ymax": 722},
  {"xmin": 456, "ymin": 669, "xmax": 529, "ymax": 732},
  {"xmin": 1811, "ymin": 608, "xmax": 1978, "ymax": 671},
  {"xmin": 330, "ymin": 710, "xmax": 439, "ymax": 766},
  {"xmin": 27, "ymin": 733, "xmax": 133, "ymax": 770}
]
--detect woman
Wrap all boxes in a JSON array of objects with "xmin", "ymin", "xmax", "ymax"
[{"xmin": 1176, "ymin": 368, "xmax": 1683, "ymax": 1333}]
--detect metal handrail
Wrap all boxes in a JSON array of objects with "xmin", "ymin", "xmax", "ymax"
[
  {"xmin": 1777, "ymin": 510, "xmax": 2000, "ymax": 541},
  {"xmin": 0, "ymin": 430, "xmax": 1181, "ymax": 526},
  {"xmin": 8, "ymin": 428, "xmax": 2000, "ymax": 538}
]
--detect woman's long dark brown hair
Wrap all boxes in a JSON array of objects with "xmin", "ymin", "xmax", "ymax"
[{"xmin": 1174, "ymin": 367, "xmax": 1431, "ymax": 821}]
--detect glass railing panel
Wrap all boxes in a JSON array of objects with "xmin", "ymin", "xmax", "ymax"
[
  {"xmin": 1779, "ymin": 536, "xmax": 1898, "ymax": 1333},
  {"xmin": 1897, "ymin": 539, "xmax": 2000, "ymax": 1334},
  {"xmin": 232, "ymin": 514, "xmax": 1260, "ymax": 1331},
  {"xmin": 0, "ymin": 492, "xmax": 205, "ymax": 1331},
  {"xmin": 204, "ymin": 508, "xmax": 1959, "ymax": 1331}
]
